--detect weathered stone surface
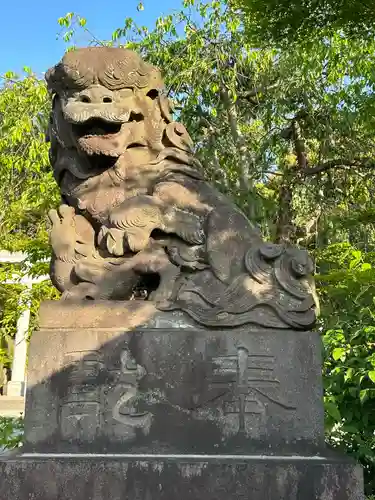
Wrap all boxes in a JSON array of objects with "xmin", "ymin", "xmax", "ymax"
[
  {"xmin": 45, "ymin": 46, "xmax": 318, "ymax": 331},
  {"xmin": 0, "ymin": 454, "xmax": 364, "ymax": 500},
  {"xmin": 23, "ymin": 301, "xmax": 324, "ymax": 454}
]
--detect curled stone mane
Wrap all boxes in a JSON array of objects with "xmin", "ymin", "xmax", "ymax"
[{"xmin": 45, "ymin": 47, "xmax": 164, "ymax": 94}]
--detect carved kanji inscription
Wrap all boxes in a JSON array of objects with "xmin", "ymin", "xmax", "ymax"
[
  {"xmin": 60, "ymin": 350, "xmax": 103, "ymax": 439},
  {"xmin": 208, "ymin": 346, "xmax": 296, "ymax": 434},
  {"xmin": 60, "ymin": 347, "xmax": 151, "ymax": 441},
  {"xmin": 104, "ymin": 348, "xmax": 152, "ymax": 437}
]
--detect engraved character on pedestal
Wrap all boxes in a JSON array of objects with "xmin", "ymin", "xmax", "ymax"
[
  {"xmin": 60, "ymin": 350, "xmax": 104, "ymax": 440},
  {"xmin": 103, "ymin": 348, "xmax": 152, "ymax": 441}
]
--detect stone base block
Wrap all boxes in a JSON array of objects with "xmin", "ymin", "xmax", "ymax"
[
  {"xmin": 0, "ymin": 453, "xmax": 364, "ymax": 500},
  {"xmin": 24, "ymin": 302, "xmax": 326, "ymax": 454}
]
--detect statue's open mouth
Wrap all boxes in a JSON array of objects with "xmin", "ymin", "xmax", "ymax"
[
  {"xmin": 73, "ymin": 118, "xmax": 123, "ymax": 139},
  {"xmin": 72, "ymin": 113, "xmax": 145, "ymax": 157}
]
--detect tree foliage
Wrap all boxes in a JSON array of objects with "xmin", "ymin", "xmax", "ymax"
[
  {"xmin": 1, "ymin": 0, "xmax": 375, "ymax": 494},
  {"xmin": 0, "ymin": 72, "xmax": 58, "ymax": 252},
  {"xmin": 318, "ymin": 243, "xmax": 375, "ymax": 494},
  {"xmin": 0, "ymin": 73, "xmax": 59, "ymax": 389},
  {"xmin": 0, "ymin": 416, "xmax": 23, "ymax": 451},
  {"xmin": 233, "ymin": 0, "xmax": 375, "ymax": 46}
]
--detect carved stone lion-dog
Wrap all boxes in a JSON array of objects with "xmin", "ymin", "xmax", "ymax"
[{"xmin": 46, "ymin": 47, "xmax": 317, "ymax": 330}]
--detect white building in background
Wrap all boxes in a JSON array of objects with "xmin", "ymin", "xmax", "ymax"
[{"xmin": 0, "ymin": 251, "xmax": 48, "ymax": 399}]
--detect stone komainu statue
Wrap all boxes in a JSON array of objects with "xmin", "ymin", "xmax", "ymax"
[{"xmin": 46, "ymin": 47, "xmax": 317, "ymax": 330}]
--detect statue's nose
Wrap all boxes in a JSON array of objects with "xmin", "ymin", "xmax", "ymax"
[{"xmin": 78, "ymin": 86, "xmax": 114, "ymax": 104}]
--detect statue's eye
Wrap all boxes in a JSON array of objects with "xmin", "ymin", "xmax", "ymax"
[{"xmin": 79, "ymin": 94, "xmax": 91, "ymax": 103}]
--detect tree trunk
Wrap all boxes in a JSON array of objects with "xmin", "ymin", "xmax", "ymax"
[
  {"xmin": 275, "ymin": 118, "xmax": 308, "ymax": 244},
  {"xmin": 275, "ymin": 176, "xmax": 294, "ymax": 244},
  {"xmin": 291, "ymin": 119, "xmax": 308, "ymax": 170},
  {"xmin": 220, "ymin": 87, "xmax": 251, "ymax": 192},
  {"xmin": 219, "ymin": 87, "xmax": 257, "ymax": 220}
]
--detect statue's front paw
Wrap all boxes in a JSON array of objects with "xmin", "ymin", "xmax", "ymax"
[
  {"xmin": 98, "ymin": 226, "xmax": 127, "ymax": 256},
  {"xmin": 99, "ymin": 225, "xmax": 153, "ymax": 255},
  {"xmin": 124, "ymin": 226, "xmax": 154, "ymax": 253},
  {"xmin": 108, "ymin": 196, "xmax": 163, "ymax": 252}
]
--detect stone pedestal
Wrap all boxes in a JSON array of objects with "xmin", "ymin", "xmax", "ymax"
[
  {"xmin": 0, "ymin": 455, "xmax": 364, "ymax": 500},
  {"xmin": 0, "ymin": 301, "xmax": 364, "ymax": 499}
]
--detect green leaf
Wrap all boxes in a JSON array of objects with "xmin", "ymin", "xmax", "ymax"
[
  {"xmin": 361, "ymin": 262, "xmax": 372, "ymax": 271},
  {"xmin": 360, "ymin": 389, "xmax": 369, "ymax": 404},
  {"xmin": 344, "ymin": 367, "xmax": 355, "ymax": 381},
  {"xmin": 342, "ymin": 424, "xmax": 359, "ymax": 434},
  {"xmin": 332, "ymin": 347, "xmax": 346, "ymax": 361},
  {"xmin": 368, "ymin": 371, "xmax": 375, "ymax": 384},
  {"xmin": 325, "ymin": 401, "xmax": 341, "ymax": 421}
]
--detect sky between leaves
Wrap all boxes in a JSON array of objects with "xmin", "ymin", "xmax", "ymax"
[{"xmin": 0, "ymin": 0, "xmax": 179, "ymax": 77}]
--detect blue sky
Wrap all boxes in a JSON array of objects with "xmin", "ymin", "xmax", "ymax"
[{"xmin": 0, "ymin": 0, "xmax": 180, "ymax": 77}]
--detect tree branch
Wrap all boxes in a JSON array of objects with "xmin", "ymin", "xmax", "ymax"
[
  {"xmin": 237, "ymin": 82, "xmax": 279, "ymax": 100},
  {"xmin": 0, "ymin": 74, "xmax": 19, "ymax": 84},
  {"xmin": 219, "ymin": 87, "xmax": 251, "ymax": 192},
  {"xmin": 291, "ymin": 119, "xmax": 308, "ymax": 170},
  {"xmin": 302, "ymin": 158, "xmax": 375, "ymax": 175}
]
